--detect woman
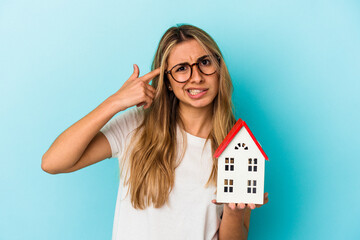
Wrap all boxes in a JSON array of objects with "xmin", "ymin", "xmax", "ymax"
[{"xmin": 41, "ymin": 24, "xmax": 268, "ymax": 240}]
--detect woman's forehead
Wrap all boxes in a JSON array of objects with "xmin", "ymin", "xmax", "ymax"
[{"xmin": 167, "ymin": 39, "xmax": 208, "ymax": 66}]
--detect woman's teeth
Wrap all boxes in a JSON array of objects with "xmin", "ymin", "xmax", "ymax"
[{"xmin": 188, "ymin": 89, "xmax": 205, "ymax": 95}]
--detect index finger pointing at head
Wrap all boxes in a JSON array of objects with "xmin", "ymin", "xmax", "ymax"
[{"xmin": 139, "ymin": 68, "xmax": 161, "ymax": 83}]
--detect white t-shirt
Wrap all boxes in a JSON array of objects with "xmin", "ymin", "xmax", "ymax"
[{"xmin": 100, "ymin": 107, "xmax": 224, "ymax": 240}]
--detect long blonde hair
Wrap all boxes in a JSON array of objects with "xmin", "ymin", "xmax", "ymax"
[{"xmin": 121, "ymin": 24, "xmax": 236, "ymax": 209}]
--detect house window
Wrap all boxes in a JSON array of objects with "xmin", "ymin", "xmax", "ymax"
[
  {"xmin": 225, "ymin": 157, "xmax": 234, "ymax": 171},
  {"xmin": 248, "ymin": 158, "xmax": 258, "ymax": 172},
  {"xmin": 247, "ymin": 180, "xmax": 257, "ymax": 194},
  {"xmin": 234, "ymin": 142, "xmax": 248, "ymax": 150},
  {"xmin": 224, "ymin": 179, "xmax": 234, "ymax": 193}
]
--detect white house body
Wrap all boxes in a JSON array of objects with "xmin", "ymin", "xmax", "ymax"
[{"xmin": 215, "ymin": 121, "xmax": 268, "ymax": 205}]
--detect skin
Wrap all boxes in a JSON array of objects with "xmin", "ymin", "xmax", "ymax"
[{"xmin": 114, "ymin": 64, "xmax": 159, "ymax": 111}]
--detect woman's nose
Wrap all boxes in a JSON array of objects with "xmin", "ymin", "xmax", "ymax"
[{"xmin": 189, "ymin": 64, "xmax": 204, "ymax": 83}]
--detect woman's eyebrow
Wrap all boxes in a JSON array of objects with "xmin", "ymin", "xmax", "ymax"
[{"xmin": 175, "ymin": 55, "xmax": 209, "ymax": 65}]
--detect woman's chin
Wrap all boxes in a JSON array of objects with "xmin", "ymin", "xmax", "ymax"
[{"xmin": 179, "ymin": 100, "xmax": 213, "ymax": 110}]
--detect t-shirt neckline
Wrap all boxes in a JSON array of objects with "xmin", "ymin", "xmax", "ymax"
[{"xmin": 184, "ymin": 130, "xmax": 208, "ymax": 146}]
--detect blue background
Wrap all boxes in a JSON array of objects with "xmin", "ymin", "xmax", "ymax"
[{"xmin": 1, "ymin": 0, "xmax": 359, "ymax": 239}]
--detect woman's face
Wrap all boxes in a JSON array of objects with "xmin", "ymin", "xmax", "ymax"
[{"xmin": 166, "ymin": 39, "xmax": 219, "ymax": 112}]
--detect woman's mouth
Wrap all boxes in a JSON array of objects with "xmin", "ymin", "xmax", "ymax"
[{"xmin": 186, "ymin": 89, "xmax": 208, "ymax": 99}]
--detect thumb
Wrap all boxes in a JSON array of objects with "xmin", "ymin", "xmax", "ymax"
[{"xmin": 130, "ymin": 64, "xmax": 140, "ymax": 80}]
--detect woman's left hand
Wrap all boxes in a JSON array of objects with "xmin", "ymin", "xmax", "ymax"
[{"xmin": 211, "ymin": 192, "xmax": 269, "ymax": 210}]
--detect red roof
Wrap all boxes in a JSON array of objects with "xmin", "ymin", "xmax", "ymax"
[{"xmin": 213, "ymin": 118, "xmax": 269, "ymax": 160}]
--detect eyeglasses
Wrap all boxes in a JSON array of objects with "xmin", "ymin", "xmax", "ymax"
[{"xmin": 165, "ymin": 55, "xmax": 221, "ymax": 83}]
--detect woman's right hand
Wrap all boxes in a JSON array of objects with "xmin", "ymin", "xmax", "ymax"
[{"xmin": 110, "ymin": 64, "xmax": 160, "ymax": 111}]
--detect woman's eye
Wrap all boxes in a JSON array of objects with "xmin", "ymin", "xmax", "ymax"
[
  {"xmin": 201, "ymin": 59, "xmax": 211, "ymax": 66},
  {"xmin": 175, "ymin": 65, "xmax": 187, "ymax": 72}
]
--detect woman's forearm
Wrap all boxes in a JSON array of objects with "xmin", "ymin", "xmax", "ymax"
[
  {"xmin": 218, "ymin": 205, "xmax": 250, "ymax": 240},
  {"xmin": 41, "ymin": 97, "xmax": 120, "ymax": 173}
]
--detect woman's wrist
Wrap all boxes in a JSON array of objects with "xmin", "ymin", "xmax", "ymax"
[
  {"xmin": 101, "ymin": 95, "xmax": 126, "ymax": 114},
  {"xmin": 219, "ymin": 204, "xmax": 249, "ymax": 240}
]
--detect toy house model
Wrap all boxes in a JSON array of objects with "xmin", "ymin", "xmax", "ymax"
[{"xmin": 214, "ymin": 119, "xmax": 269, "ymax": 205}]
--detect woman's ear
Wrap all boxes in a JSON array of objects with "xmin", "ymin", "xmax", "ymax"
[{"xmin": 165, "ymin": 78, "xmax": 172, "ymax": 91}]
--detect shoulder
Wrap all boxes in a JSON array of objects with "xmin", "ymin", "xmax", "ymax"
[
  {"xmin": 113, "ymin": 107, "xmax": 144, "ymax": 129},
  {"xmin": 100, "ymin": 107, "xmax": 144, "ymax": 138}
]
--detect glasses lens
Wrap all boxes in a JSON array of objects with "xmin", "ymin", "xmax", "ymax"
[
  {"xmin": 198, "ymin": 57, "xmax": 217, "ymax": 75},
  {"xmin": 171, "ymin": 64, "xmax": 191, "ymax": 82}
]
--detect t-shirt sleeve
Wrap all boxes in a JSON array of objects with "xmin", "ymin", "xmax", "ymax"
[{"xmin": 100, "ymin": 107, "xmax": 144, "ymax": 158}]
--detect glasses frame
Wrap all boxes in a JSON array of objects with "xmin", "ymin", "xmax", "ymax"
[{"xmin": 165, "ymin": 55, "xmax": 221, "ymax": 83}]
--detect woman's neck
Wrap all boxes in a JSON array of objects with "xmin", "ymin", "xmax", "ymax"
[{"xmin": 178, "ymin": 103, "xmax": 213, "ymax": 139}]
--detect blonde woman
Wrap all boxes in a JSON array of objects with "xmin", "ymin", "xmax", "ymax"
[{"xmin": 41, "ymin": 24, "xmax": 268, "ymax": 240}]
